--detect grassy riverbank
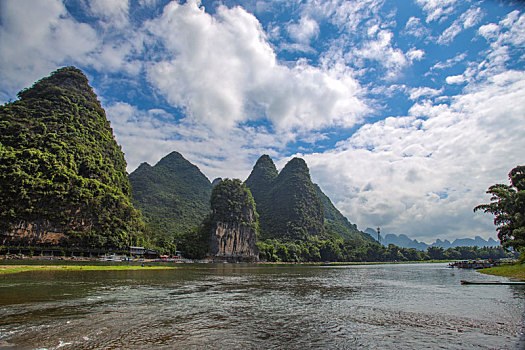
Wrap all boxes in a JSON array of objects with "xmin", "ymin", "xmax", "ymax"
[
  {"xmin": 0, "ymin": 265, "xmax": 178, "ymax": 275},
  {"xmin": 479, "ymin": 263, "xmax": 525, "ymax": 281}
]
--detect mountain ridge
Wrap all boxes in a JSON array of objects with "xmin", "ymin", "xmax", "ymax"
[
  {"xmin": 364, "ymin": 228, "xmax": 500, "ymax": 250},
  {"xmin": 245, "ymin": 154, "xmax": 368, "ymax": 242},
  {"xmin": 129, "ymin": 151, "xmax": 212, "ymax": 250},
  {"xmin": 265, "ymin": 157, "xmax": 325, "ymax": 240},
  {"xmin": 315, "ymin": 184, "xmax": 375, "ymax": 242}
]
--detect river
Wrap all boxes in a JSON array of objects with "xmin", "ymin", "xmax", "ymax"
[{"xmin": 0, "ymin": 263, "xmax": 523, "ymax": 349}]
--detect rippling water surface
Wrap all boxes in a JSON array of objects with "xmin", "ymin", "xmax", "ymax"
[{"xmin": 0, "ymin": 263, "xmax": 523, "ymax": 349}]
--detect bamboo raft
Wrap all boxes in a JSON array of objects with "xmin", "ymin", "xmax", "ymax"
[{"xmin": 460, "ymin": 280, "xmax": 525, "ymax": 285}]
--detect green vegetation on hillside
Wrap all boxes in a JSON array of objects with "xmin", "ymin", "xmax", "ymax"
[
  {"xmin": 265, "ymin": 158, "xmax": 325, "ymax": 240},
  {"xmin": 176, "ymin": 179, "xmax": 260, "ymax": 259},
  {"xmin": 208, "ymin": 179, "xmax": 259, "ymax": 259},
  {"xmin": 0, "ymin": 67, "xmax": 144, "ymax": 249},
  {"xmin": 3, "ymin": 68, "xmax": 510, "ymax": 264},
  {"xmin": 245, "ymin": 155, "xmax": 373, "ymax": 246},
  {"xmin": 314, "ymin": 184, "xmax": 375, "ymax": 242},
  {"xmin": 129, "ymin": 151, "xmax": 212, "ymax": 254},
  {"xmin": 210, "ymin": 179, "xmax": 258, "ymax": 227},
  {"xmin": 245, "ymin": 156, "xmax": 324, "ymax": 241},
  {"xmin": 245, "ymin": 155, "xmax": 278, "ymax": 201},
  {"xmin": 245, "ymin": 155, "xmax": 278, "ymax": 239}
]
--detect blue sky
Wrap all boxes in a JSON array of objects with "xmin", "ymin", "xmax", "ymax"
[{"xmin": 1, "ymin": 0, "xmax": 524, "ymax": 242}]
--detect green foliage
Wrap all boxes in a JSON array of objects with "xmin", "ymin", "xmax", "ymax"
[
  {"xmin": 129, "ymin": 151, "xmax": 212, "ymax": 249},
  {"xmin": 314, "ymin": 184, "xmax": 375, "ymax": 242},
  {"xmin": 257, "ymin": 238, "xmax": 323, "ymax": 262},
  {"xmin": 245, "ymin": 155, "xmax": 278, "ymax": 201},
  {"xmin": 210, "ymin": 178, "xmax": 258, "ymax": 226},
  {"xmin": 177, "ymin": 222, "xmax": 213, "ymax": 259},
  {"xmin": 145, "ymin": 224, "xmax": 177, "ymax": 255},
  {"xmin": 208, "ymin": 178, "xmax": 259, "ymax": 259},
  {"xmin": 211, "ymin": 177, "xmax": 223, "ymax": 188},
  {"xmin": 246, "ymin": 156, "xmax": 325, "ymax": 241},
  {"xmin": 0, "ymin": 67, "xmax": 144, "ymax": 249},
  {"xmin": 257, "ymin": 237, "xmax": 516, "ymax": 262},
  {"xmin": 176, "ymin": 179, "xmax": 260, "ymax": 259},
  {"xmin": 427, "ymin": 246, "xmax": 445, "ymax": 260},
  {"xmin": 474, "ymin": 165, "xmax": 525, "ymax": 250},
  {"xmin": 268, "ymin": 158, "xmax": 325, "ymax": 240},
  {"xmin": 246, "ymin": 155, "xmax": 368, "ymax": 243},
  {"xmin": 245, "ymin": 155, "xmax": 278, "ymax": 238},
  {"xmin": 479, "ymin": 263, "xmax": 525, "ymax": 281}
]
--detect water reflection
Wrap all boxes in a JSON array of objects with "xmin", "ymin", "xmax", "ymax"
[{"xmin": 0, "ymin": 263, "xmax": 523, "ymax": 349}]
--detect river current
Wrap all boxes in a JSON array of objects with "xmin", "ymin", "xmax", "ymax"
[{"xmin": 0, "ymin": 263, "xmax": 523, "ymax": 349}]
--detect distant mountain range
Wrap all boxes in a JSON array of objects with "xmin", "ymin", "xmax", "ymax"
[{"xmin": 364, "ymin": 228, "xmax": 500, "ymax": 250}]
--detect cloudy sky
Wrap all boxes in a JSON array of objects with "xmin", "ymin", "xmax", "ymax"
[{"xmin": 1, "ymin": 0, "xmax": 524, "ymax": 243}]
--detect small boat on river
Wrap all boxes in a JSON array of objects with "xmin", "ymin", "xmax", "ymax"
[
  {"xmin": 448, "ymin": 260, "xmax": 497, "ymax": 269},
  {"xmin": 461, "ymin": 280, "xmax": 525, "ymax": 285}
]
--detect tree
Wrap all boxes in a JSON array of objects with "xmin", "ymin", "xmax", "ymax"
[
  {"xmin": 427, "ymin": 246, "xmax": 445, "ymax": 260},
  {"xmin": 474, "ymin": 165, "xmax": 525, "ymax": 251}
]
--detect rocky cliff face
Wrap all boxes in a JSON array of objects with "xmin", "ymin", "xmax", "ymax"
[
  {"xmin": 208, "ymin": 179, "xmax": 259, "ymax": 261},
  {"xmin": 209, "ymin": 222, "xmax": 258, "ymax": 260},
  {"xmin": 2, "ymin": 221, "xmax": 66, "ymax": 245}
]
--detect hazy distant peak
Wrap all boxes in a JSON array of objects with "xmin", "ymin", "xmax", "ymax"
[{"xmin": 380, "ymin": 232, "xmax": 500, "ymax": 250}]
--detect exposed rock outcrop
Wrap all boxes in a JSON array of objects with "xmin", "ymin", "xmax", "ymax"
[
  {"xmin": 210, "ymin": 222, "xmax": 258, "ymax": 261},
  {"xmin": 208, "ymin": 179, "xmax": 259, "ymax": 261},
  {"xmin": 2, "ymin": 221, "xmax": 66, "ymax": 245}
]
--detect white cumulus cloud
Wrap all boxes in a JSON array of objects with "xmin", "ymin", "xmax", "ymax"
[
  {"xmin": 406, "ymin": 48, "xmax": 425, "ymax": 62},
  {"xmin": 415, "ymin": 0, "xmax": 458, "ymax": 23},
  {"xmin": 287, "ymin": 16, "xmax": 320, "ymax": 44},
  {"xmin": 105, "ymin": 101, "xmax": 287, "ymax": 179},
  {"xmin": 408, "ymin": 86, "xmax": 443, "ymax": 100},
  {"xmin": 89, "ymin": 0, "xmax": 130, "ymax": 29},
  {"xmin": 145, "ymin": 1, "xmax": 368, "ymax": 133},
  {"xmin": 346, "ymin": 29, "xmax": 408, "ymax": 79},
  {"xmin": 0, "ymin": 0, "xmax": 99, "ymax": 95},
  {"xmin": 404, "ymin": 17, "xmax": 431, "ymax": 38},
  {"xmin": 478, "ymin": 23, "xmax": 500, "ymax": 40},
  {"xmin": 0, "ymin": 0, "xmax": 143, "ymax": 99},
  {"xmin": 301, "ymin": 56, "xmax": 525, "ymax": 241},
  {"xmin": 445, "ymin": 74, "xmax": 466, "ymax": 84},
  {"xmin": 438, "ymin": 6, "xmax": 484, "ymax": 45}
]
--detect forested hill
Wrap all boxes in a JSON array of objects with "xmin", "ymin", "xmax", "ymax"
[
  {"xmin": 245, "ymin": 154, "xmax": 278, "ymax": 200},
  {"xmin": 129, "ymin": 151, "xmax": 212, "ymax": 245},
  {"xmin": 245, "ymin": 154, "xmax": 279, "ymax": 239},
  {"xmin": 314, "ymin": 184, "xmax": 375, "ymax": 242},
  {"xmin": 0, "ymin": 67, "xmax": 144, "ymax": 249},
  {"xmin": 266, "ymin": 157, "xmax": 325, "ymax": 240},
  {"xmin": 245, "ymin": 154, "xmax": 369, "ymax": 242}
]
